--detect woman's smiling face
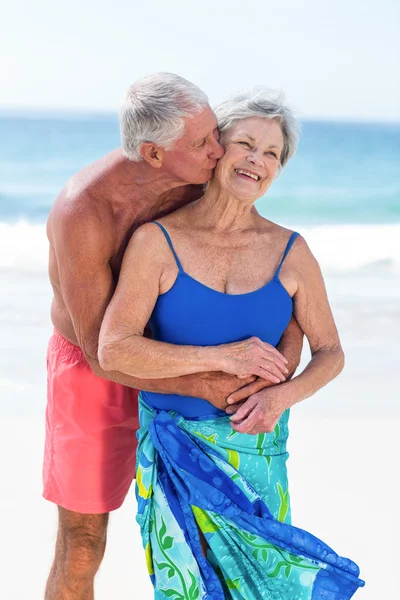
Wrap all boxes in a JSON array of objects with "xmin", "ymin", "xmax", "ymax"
[{"xmin": 214, "ymin": 117, "xmax": 285, "ymax": 201}]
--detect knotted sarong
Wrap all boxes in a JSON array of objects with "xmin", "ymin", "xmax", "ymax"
[{"xmin": 136, "ymin": 394, "xmax": 364, "ymax": 599}]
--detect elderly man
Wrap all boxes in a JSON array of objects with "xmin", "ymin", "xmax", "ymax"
[{"xmin": 44, "ymin": 72, "xmax": 302, "ymax": 599}]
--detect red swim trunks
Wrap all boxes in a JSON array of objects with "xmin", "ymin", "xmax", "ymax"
[{"xmin": 43, "ymin": 330, "xmax": 139, "ymax": 514}]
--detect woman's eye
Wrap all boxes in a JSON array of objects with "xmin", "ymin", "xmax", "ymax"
[
  {"xmin": 199, "ymin": 139, "xmax": 206, "ymax": 147},
  {"xmin": 239, "ymin": 141, "xmax": 251, "ymax": 148},
  {"xmin": 266, "ymin": 151, "xmax": 278, "ymax": 159}
]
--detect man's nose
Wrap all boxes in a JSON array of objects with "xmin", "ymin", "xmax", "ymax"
[{"xmin": 210, "ymin": 138, "xmax": 224, "ymax": 159}]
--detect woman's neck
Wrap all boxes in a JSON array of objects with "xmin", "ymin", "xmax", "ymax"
[{"xmin": 190, "ymin": 181, "xmax": 258, "ymax": 232}]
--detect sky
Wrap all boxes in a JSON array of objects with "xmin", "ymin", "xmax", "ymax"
[{"xmin": 1, "ymin": 0, "xmax": 399, "ymax": 121}]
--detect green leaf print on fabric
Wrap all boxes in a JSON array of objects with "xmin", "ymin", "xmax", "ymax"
[
  {"xmin": 227, "ymin": 448, "xmax": 240, "ymax": 470},
  {"xmin": 226, "ymin": 577, "xmax": 241, "ymax": 590},
  {"xmin": 159, "ymin": 516, "xmax": 167, "ymax": 543},
  {"xmin": 268, "ymin": 560, "xmax": 293, "ymax": 579},
  {"xmin": 256, "ymin": 432, "xmax": 266, "ymax": 455},
  {"xmin": 262, "ymin": 549, "xmax": 268, "ymax": 561},
  {"xmin": 155, "ymin": 515, "xmax": 188, "ymax": 598},
  {"xmin": 251, "ymin": 547, "xmax": 269, "ymax": 561},
  {"xmin": 156, "ymin": 561, "xmax": 176, "ymax": 579},
  {"xmin": 236, "ymin": 528, "xmax": 319, "ymax": 578},
  {"xmin": 194, "ymin": 431, "xmax": 218, "ymax": 444},
  {"xmin": 145, "ymin": 542, "xmax": 154, "ymax": 575},
  {"xmin": 163, "ymin": 536, "xmax": 174, "ymax": 551},
  {"xmin": 155, "ymin": 514, "xmax": 201, "ymax": 600},
  {"xmin": 256, "ymin": 433, "xmax": 274, "ymax": 472},
  {"xmin": 277, "ymin": 482, "xmax": 290, "ymax": 523},
  {"xmin": 161, "ymin": 590, "xmax": 185, "ymax": 599},
  {"xmin": 272, "ymin": 422, "xmax": 280, "ymax": 451},
  {"xmin": 188, "ymin": 571, "xmax": 200, "ymax": 600},
  {"xmin": 256, "ymin": 423, "xmax": 281, "ymax": 454},
  {"xmin": 265, "ymin": 454, "xmax": 272, "ymax": 483},
  {"xmin": 192, "ymin": 506, "xmax": 220, "ymax": 534},
  {"xmin": 136, "ymin": 465, "xmax": 153, "ymax": 499}
]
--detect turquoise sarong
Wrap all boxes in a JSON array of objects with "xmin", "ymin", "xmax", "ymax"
[{"xmin": 136, "ymin": 394, "xmax": 364, "ymax": 599}]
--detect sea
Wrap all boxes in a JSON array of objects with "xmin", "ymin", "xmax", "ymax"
[{"xmin": 0, "ymin": 113, "xmax": 399, "ymax": 418}]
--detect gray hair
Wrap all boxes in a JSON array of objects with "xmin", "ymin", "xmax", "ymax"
[
  {"xmin": 120, "ymin": 72, "xmax": 209, "ymax": 162},
  {"xmin": 214, "ymin": 88, "xmax": 300, "ymax": 170}
]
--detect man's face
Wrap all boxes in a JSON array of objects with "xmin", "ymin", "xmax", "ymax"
[{"xmin": 162, "ymin": 105, "xmax": 224, "ymax": 185}]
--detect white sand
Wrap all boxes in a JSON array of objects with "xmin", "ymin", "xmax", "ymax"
[
  {"xmin": 1, "ymin": 411, "xmax": 397, "ymax": 599},
  {"xmin": 1, "ymin": 268, "xmax": 399, "ymax": 598}
]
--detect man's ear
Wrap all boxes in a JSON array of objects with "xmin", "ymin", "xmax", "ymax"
[{"xmin": 139, "ymin": 142, "xmax": 165, "ymax": 168}]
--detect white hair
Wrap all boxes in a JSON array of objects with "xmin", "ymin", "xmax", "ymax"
[
  {"xmin": 214, "ymin": 88, "xmax": 300, "ymax": 170},
  {"xmin": 120, "ymin": 72, "xmax": 209, "ymax": 162}
]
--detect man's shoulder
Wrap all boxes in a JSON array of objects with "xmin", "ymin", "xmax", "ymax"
[
  {"xmin": 49, "ymin": 183, "xmax": 108, "ymax": 227},
  {"xmin": 48, "ymin": 153, "xmax": 123, "ymax": 231},
  {"xmin": 47, "ymin": 180, "xmax": 115, "ymax": 257},
  {"xmin": 50, "ymin": 149, "xmax": 123, "ymax": 217}
]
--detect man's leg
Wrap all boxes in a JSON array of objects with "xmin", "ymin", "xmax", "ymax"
[
  {"xmin": 45, "ymin": 508, "xmax": 109, "ymax": 600},
  {"xmin": 43, "ymin": 332, "xmax": 139, "ymax": 598}
]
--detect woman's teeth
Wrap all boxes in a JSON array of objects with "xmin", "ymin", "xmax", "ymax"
[{"xmin": 234, "ymin": 169, "xmax": 259, "ymax": 181}]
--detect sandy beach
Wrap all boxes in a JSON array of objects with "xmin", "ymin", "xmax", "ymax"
[
  {"xmin": 2, "ymin": 413, "xmax": 398, "ymax": 599},
  {"xmin": 1, "ymin": 264, "xmax": 399, "ymax": 598}
]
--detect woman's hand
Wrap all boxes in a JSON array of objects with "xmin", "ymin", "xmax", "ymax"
[
  {"xmin": 228, "ymin": 384, "xmax": 292, "ymax": 434},
  {"xmin": 216, "ymin": 337, "xmax": 289, "ymax": 384}
]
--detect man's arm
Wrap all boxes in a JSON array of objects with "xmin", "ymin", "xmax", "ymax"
[
  {"xmin": 51, "ymin": 201, "xmax": 251, "ymax": 408},
  {"xmin": 277, "ymin": 316, "xmax": 303, "ymax": 377}
]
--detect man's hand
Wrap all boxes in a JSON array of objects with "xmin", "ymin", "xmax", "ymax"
[
  {"xmin": 199, "ymin": 371, "xmax": 258, "ymax": 410},
  {"xmin": 227, "ymin": 385, "xmax": 293, "ymax": 435},
  {"xmin": 224, "ymin": 377, "xmax": 275, "ymax": 412}
]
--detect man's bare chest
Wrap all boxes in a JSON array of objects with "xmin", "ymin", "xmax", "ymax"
[{"xmin": 109, "ymin": 223, "xmax": 137, "ymax": 278}]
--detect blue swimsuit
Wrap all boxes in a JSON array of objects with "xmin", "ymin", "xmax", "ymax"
[{"xmin": 142, "ymin": 222, "xmax": 299, "ymax": 418}]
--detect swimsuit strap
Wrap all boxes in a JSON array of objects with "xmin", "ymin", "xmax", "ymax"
[
  {"xmin": 153, "ymin": 222, "xmax": 184, "ymax": 273},
  {"xmin": 274, "ymin": 232, "xmax": 300, "ymax": 278}
]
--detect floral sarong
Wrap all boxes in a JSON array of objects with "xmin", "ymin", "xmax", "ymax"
[{"xmin": 136, "ymin": 394, "xmax": 364, "ymax": 599}]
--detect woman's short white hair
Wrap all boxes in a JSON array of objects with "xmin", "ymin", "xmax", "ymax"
[
  {"xmin": 120, "ymin": 72, "xmax": 209, "ymax": 162},
  {"xmin": 214, "ymin": 88, "xmax": 300, "ymax": 170}
]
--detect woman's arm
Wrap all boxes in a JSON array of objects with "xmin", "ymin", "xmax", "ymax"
[
  {"xmin": 99, "ymin": 224, "xmax": 216, "ymax": 377},
  {"xmin": 99, "ymin": 224, "xmax": 288, "ymax": 381},
  {"xmin": 228, "ymin": 236, "xmax": 344, "ymax": 433},
  {"xmin": 284, "ymin": 236, "xmax": 344, "ymax": 406}
]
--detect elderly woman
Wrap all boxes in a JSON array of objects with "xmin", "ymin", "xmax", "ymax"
[{"xmin": 99, "ymin": 90, "xmax": 363, "ymax": 599}]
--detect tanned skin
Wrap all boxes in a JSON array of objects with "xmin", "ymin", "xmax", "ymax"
[{"xmin": 45, "ymin": 107, "xmax": 303, "ymax": 599}]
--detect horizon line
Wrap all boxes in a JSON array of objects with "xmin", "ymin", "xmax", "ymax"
[{"xmin": 0, "ymin": 106, "xmax": 399, "ymax": 127}]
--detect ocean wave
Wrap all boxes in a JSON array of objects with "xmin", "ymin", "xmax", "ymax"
[
  {"xmin": 0, "ymin": 220, "xmax": 399, "ymax": 275},
  {"xmin": 0, "ymin": 221, "xmax": 49, "ymax": 273},
  {"xmin": 0, "ymin": 159, "xmax": 81, "ymax": 171},
  {"xmin": 0, "ymin": 183, "xmax": 60, "ymax": 196},
  {"xmin": 271, "ymin": 184, "xmax": 400, "ymax": 200},
  {"xmin": 298, "ymin": 223, "xmax": 400, "ymax": 272}
]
